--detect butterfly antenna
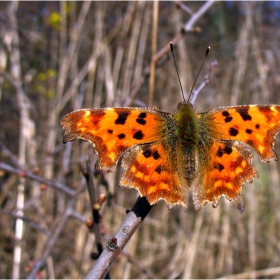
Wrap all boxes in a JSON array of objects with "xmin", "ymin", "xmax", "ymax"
[
  {"xmin": 187, "ymin": 46, "xmax": 210, "ymax": 104},
  {"xmin": 170, "ymin": 42, "xmax": 186, "ymax": 103}
]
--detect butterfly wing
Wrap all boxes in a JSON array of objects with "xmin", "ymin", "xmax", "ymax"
[
  {"xmin": 193, "ymin": 140, "xmax": 258, "ymax": 213},
  {"xmin": 193, "ymin": 105, "xmax": 280, "ymax": 212},
  {"xmin": 120, "ymin": 141, "xmax": 188, "ymax": 208},
  {"xmin": 61, "ymin": 107, "xmax": 188, "ymax": 208},
  {"xmin": 206, "ymin": 105, "xmax": 280, "ymax": 161},
  {"xmin": 60, "ymin": 108, "xmax": 168, "ymax": 171}
]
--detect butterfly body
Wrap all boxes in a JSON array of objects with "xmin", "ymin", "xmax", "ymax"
[
  {"xmin": 170, "ymin": 103, "xmax": 201, "ymax": 187},
  {"xmin": 61, "ymin": 103, "xmax": 280, "ymax": 213}
]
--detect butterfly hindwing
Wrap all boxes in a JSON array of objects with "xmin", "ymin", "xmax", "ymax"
[
  {"xmin": 120, "ymin": 141, "xmax": 188, "ymax": 208},
  {"xmin": 193, "ymin": 140, "xmax": 258, "ymax": 213}
]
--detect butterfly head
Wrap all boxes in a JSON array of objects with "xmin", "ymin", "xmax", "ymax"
[{"xmin": 177, "ymin": 101, "xmax": 193, "ymax": 110}]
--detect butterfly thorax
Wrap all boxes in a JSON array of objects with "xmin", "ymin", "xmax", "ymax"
[{"xmin": 174, "ymin": 103, "xmax": 199, "ymax": 146}]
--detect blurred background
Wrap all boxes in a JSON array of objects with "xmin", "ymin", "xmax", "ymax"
[{"xmin": 1, "ymin": 1, "xmax": 280, "ymax": 278}]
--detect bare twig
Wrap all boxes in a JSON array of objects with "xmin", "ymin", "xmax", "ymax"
[
  {"xmin": 230, "ymin": 2, "xmax": 253, "ymax": 105},
  {"xmin": 121, "ymin": 250, "xmax": 157, "ymax": 279},
  {"xmin": 148, "ymin": 1, "xmax": 159, "ymax": 107},
  {"xmin": 26, "ymin": 193, "xmax": 83, "ymax": 279},
  {"xmin": 175, "ymin": 1, "xmax": 194, "ymax": 15},
  {"xmin": 55, "ymin": 5, "xmax": 129, "ymax": 113},
  {"xmin": 85, "ymin": 197, "xmax": 153, "ymax": 279},
  {"xmin": 2, "ymin": 210, "xmax": 50, "ymax": 236},
  {"xmin": 4, "ymin": 2, "xmax": 34, "ymax": 277},
  {"xmin": 83, "ymin": 161, "xmax": 105, "ymax": 259},
  {"xmin": 190, "ymin": 60, "xmax": 217, "ymax": 104},
  {"xmin": 182, "ymin": 0, "xmax": 215, "ymax": 31},
  {"xmin": 124, "ymin": 1, "xmax": 216, "ymax": 107},
  {"xmin": 0, "ymin": 162, "xmax": 75, "ymax": 197}
]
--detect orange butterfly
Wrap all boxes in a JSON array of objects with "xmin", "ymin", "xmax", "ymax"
[{"xmin": 60, "ymin": 101, "xmax": 280, "ymax": 213}]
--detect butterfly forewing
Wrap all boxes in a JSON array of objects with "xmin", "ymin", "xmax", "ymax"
[
  {"xmin": 205, "ymin": 105, "xmax": 280, "ymax": 162},
  {"xmin": 60, "ymin": 108, "xmax": 169, "ymax": 171}
]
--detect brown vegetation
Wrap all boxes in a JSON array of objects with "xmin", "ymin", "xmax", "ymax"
[{"xmin": 1, "ymin": 1, "xmax": 280, "ymax": 279}]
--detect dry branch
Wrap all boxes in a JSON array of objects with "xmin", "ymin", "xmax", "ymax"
[
  {"xmin": 85, "ymin": 197, "xmax": 153, "ymax": 279},
  {"xmin": 0, "ymin": 162, "xmax": 75, "ymax": 197}
]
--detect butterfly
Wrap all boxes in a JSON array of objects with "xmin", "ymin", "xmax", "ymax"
[{"xmin": 60, "ymin": 100, "xmax": 280, "ymax": 213}]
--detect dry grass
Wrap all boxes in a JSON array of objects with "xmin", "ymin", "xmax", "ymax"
[{"xmin": 1, "ymin": 1, "xmax": 280, "ymax": 279}]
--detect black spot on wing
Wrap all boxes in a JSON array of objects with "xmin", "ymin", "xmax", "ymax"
[
  {"xmin": 236, "ymin": 108, "xmax": 252, "ymax": 121},
  {"xmin": 153, "ymin": 150, "xmax": 160, "ymax": 160},
  {"xmin": 216, "ymin": 147, "xmax": 223, "ymax": 157},
  {"xmin": 136, "ymin": 112, "xmax": 147, "ymax": 125},
  {"xmin": 108, "ymin": 129, "xmax": 113, "ymax": 134},
  {"xmin": 214, "ymin": 162, "xmax": 224, "ymax": 172},
  {"xmin": 136, "ymin": 118, "xmax": 146, "ymax": 125},
  {"xmin": 138, "ymin": 112, "xmax": 147, "ymax": 118},
  {"xmin": 115, "ymin": 111, "xmax": 130, "ymax": 125},
  {"xmin": 222, "ymin": 110, "xmax": 233, "ymax": 123},
  {"xmin": 255, "ymin": 124, "xmax": 260, "ymax": 129},
  {"xmin": 133, "ymin": 130, "xmax": 144, "ymax": 140},
  {"xmin": 118, "ymin": 133, "xmax": 126, "ymax": 139},
  {"xmin": 225, "ymin": 116, "xmax": 233, "ymax": 123},
  {"xmin": 224, "ymin": 143, "xmax": 233, "ymax": 154},
  {"xmin": 229, "ymin": 127, "xmax": 239, "ymax": 136},
  {"xmin": 143, "ymin": 149, "xmax": 152, "ymax": 158},
  {"xmin": 246, "ymin": 129, "xmax": 252, "ymax": 134},
  {"xmin": 216, "ymin": 143, "xmax": 232, "ymax": 157},
  {"xmin": 155, "ymin": 165, "xmax": 163, "ymax": 174}
]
